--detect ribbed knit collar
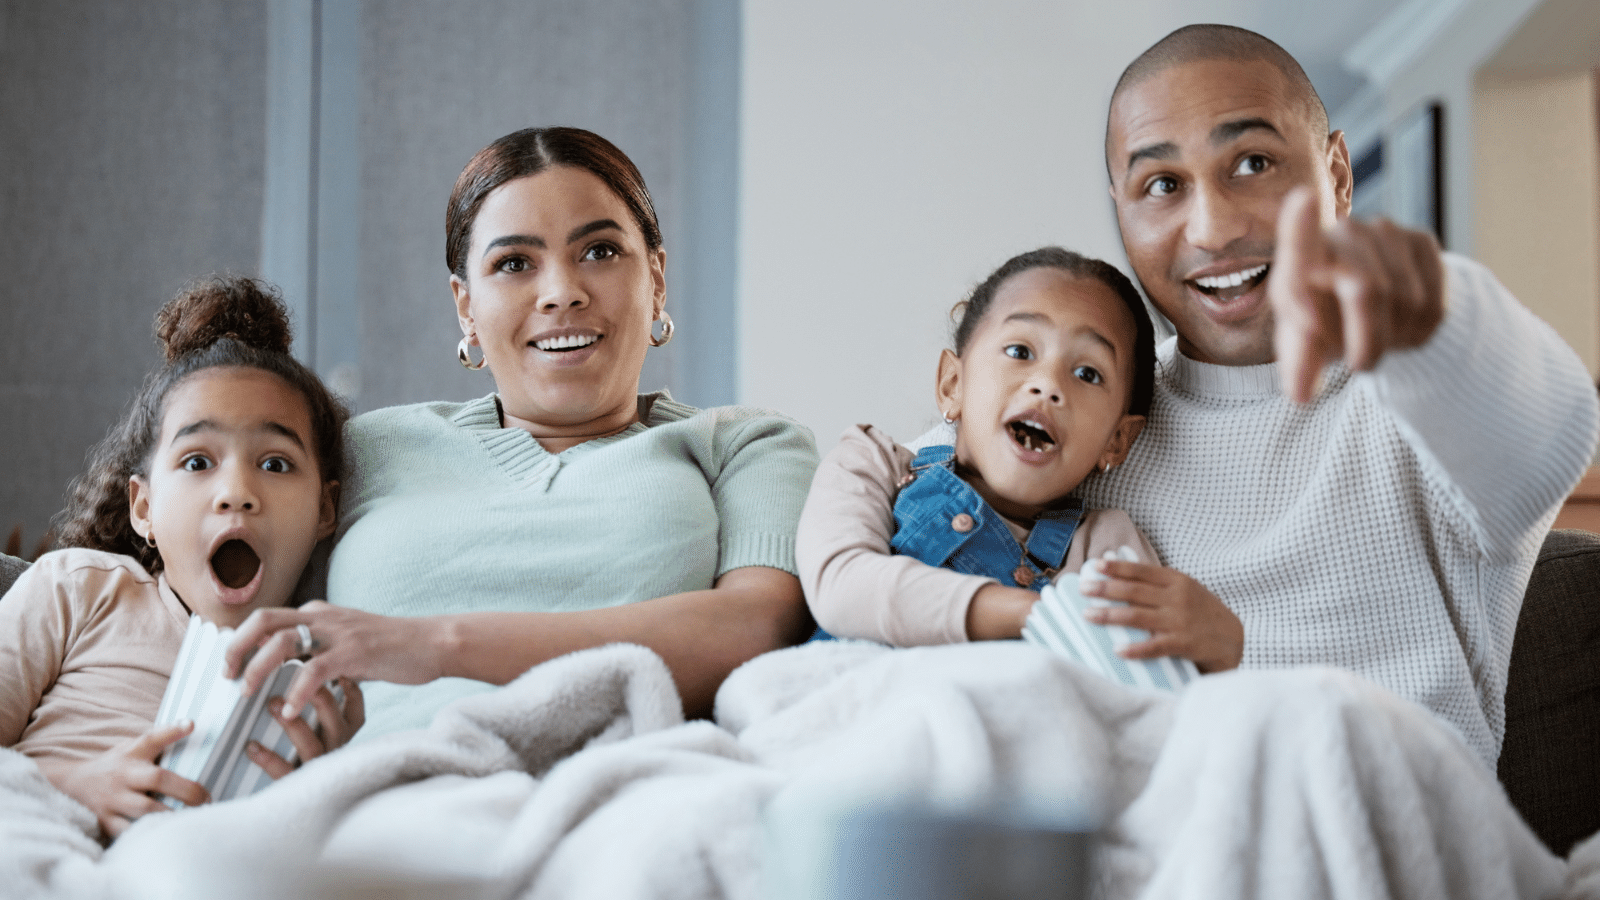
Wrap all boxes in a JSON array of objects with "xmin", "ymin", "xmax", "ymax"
[
  {"xmin": 1159, "ymin": 336, "xmax": 1281, "ymax": 399},
  {"xmin": 448, "ymin": 391, "xmax": 692, "ymax": 490},
  {"xmin": 1158, "ymin": 336, "xmax": 1351, "ymax": 402}
]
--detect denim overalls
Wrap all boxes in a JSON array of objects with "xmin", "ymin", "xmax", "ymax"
[
  {"xmin": 809, "ymin": 443, "xmax": 1086, "ymax": 642},
  {"xmin": 890, "ymin": 444, "xmax": 1084, "ymax": 590}
]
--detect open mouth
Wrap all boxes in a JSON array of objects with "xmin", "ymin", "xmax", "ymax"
[
  {"xmin": 1190, "ymin": 263, "xmax": 1269, "ymax": 301},
  {"xmin": 1007, "ymin": 418, "xmax": 1056, "ymax": 453},
  {"xmin": 211, "ymin": 539, "xmax": 261, "ymax": 590},
  {"xmin": 533, "ymin": 334, "xmax": 601, "ymax": 352}
]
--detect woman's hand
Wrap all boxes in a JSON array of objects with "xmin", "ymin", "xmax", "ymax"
[
  {"xmin": 44, "ymin": 722, "xmax": 210, "ymax": 840},
  {"xmin": 226, "ymin": 602, "xmax": 434, "ymax": 719},
  {"xmin": 1078, "ymin": 560, "xmax": 1244, "ymax": 673},
  {"xmin": 243, "ymin": 679, "xmax": 366, "ymax": 778},
  {"xmin": 965, "ymin": 583, "xmax": 1042, "ymax": 641}
]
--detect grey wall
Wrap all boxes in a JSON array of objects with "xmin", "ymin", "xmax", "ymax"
[
  {"xmin": 0, "ymin": 0, "xmax": 268, "ymax": 548},
  {"xmin": 0, "ymin": 0, "xmax": 738, "ymax": 547}
]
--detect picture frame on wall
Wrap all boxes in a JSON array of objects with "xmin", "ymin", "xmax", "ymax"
[
  {"xmin": 1346, "ymin": 101, "xmax": 1445, "ymax": 245},
  {"xmin": 1389, "ymin": 101, "xmax": 1446, "ymax": 244}
]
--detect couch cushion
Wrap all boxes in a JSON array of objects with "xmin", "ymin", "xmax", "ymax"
[
  {"xmin": 0, "ymin": 552, "xmax": 27, "ymax": 598},
  {"xmin": 1498, "ymin": 529, "xmax": 1600, "ymax": 857}
]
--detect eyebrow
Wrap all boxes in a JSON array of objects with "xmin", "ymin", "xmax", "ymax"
[
  {"xmin": 1123, "ymin": 117, "xmax": 1284, "ymax": 176},
  {"xmin": 172, "ymin": 420, "xmax": 308, "ymax": 450},
  {"xmin": 479, "ymin": 219, "xmax": 625, "ymax": 260},
  {"xmin": 1211, "ymin": 116, "xmax": 1282, "ymax": 145},
  {"xmin": 1002, "ymin": 312, "xmax": 1119, "ymax": 356}
]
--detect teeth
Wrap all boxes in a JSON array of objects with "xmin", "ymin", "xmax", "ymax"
[
  {"xmin": 1009, "ymin": 419, "xmax": 1055, "ymax": 452},
  {"xmin": 1193, "ymin": 263, "xmax": 1268, "ymax": 290},
  {"xmin": 534, "ymin": 334, "xmax": 599, "ymax": 351}
]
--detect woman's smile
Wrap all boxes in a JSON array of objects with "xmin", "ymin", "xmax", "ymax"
[{"xmin": 452, "ymin": 165, "xmax": 666, "ymax": 449}]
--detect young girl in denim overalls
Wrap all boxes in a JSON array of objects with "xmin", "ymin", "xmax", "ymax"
[{"xmin": 797, "ymin": 247, "xmax": 1241, "ymax": 673}]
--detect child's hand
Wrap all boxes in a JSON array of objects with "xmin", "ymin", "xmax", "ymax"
[
  {"xmin": 243, "ymin": 679, "xmax": 365, "ymax": 779},
  {"xmin": 966, "ymin": 583, "xmax": 1043, "ymax": 641},
  {"xmin": 1078, "ymin": 560, "xmax": 1243, "ymax": 673},
  {"xmin": 46, "ymin": 721, "xmax": 210, "ymax": 840}
]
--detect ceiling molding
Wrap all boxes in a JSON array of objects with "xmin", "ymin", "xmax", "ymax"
[{"xmin": 1343, "ymin": 0, "xmax": 1472, "ymax": 86}]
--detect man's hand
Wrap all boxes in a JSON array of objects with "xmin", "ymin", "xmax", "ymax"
[
  {"xmin": 1270, "ymin": 186, "xmax": 1446, "ymax": 402},
  {"xmin": 47, "ymin": 722, "xmax": 210, "ymax": 840},
  {"xmin": 1079, "ymin": 560, "xmax": 1243, "ymax": 673}
]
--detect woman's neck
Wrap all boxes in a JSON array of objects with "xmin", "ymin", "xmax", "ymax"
[{"xmin": 496, "ymin": 397, "xmax": 640, "ymax": 453}]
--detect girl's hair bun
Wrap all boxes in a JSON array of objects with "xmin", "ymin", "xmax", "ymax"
[{"xmin": 154, "ymin": 275, "xmax": 293, "ymax": 362}]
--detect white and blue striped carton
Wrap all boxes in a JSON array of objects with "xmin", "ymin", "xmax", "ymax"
[
  {"xmin": 1022, "ymin": 548, "xmax": 1199, "ymax": 692},
  {"xmin": 154, "ymin": 615, "xmax": 340, "ymax": 807}
]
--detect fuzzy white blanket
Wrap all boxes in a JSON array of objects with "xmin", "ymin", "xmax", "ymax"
[{"xmin": 0, "ymin": 641, "xmax": 1579, "ymax": 899}]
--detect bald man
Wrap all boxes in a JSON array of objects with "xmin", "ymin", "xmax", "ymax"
[{"xmin": 1074, "ymin": 24, "xmax": 1598, "ymax": 767}]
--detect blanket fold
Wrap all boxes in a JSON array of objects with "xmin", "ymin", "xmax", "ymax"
[{"xmin": 0, "ymin": 640, "xmax": 1577, "ymax": 900}]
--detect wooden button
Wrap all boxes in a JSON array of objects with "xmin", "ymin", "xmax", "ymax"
[
  {"xmin": 1013, "ymin": 565, "xmax": 1035, "ymax": 586},
  {"xmin": 950, "ymin": 513, "xmax": 975, "ymax": 533}
]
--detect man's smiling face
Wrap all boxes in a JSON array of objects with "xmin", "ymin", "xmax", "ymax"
[{"xmin": 1106, "ymin": 57, "xmax": 1350, "ymax": 366}]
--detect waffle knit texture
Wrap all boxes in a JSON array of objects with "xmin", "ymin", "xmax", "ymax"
[
  {"xmin": 1076, "ymin": 253, "xmax": 1599, "ymax": 767},
  {"xmin": 328, "ymin": 391, "xmax": 818, "ymax": 737}
]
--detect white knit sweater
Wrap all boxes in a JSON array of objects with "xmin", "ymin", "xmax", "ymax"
[{"xmin": 1071, "ymin": 254, "xmax": 1598, "ymax": 767}]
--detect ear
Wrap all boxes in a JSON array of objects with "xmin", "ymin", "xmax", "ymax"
[
  {"xmin": 650, "ymin": 247, "xmax": 667, "ymax": 319},
  {"xmin": 935, "ymin": 349, "xmax": 963, "ymax": 421},
  {"xmin": 128, "ymin": 475, "xmax": 153, "ymax": 543},
  {"xmin": 1326, "ymin": 130, "xmax": 1353, "ymax": 221},
  {"xmin": 451, "ymin": 274, "xmax": 473, "ymax": 336},
  {"xmin": 316, "ymin": 480, "xmax": 340, "ymax": 541},
  {"xmin": 1096, "ymin": 414, "xmax": 1147, "ymax": 471}
]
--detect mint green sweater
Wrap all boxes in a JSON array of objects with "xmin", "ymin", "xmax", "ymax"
[{"xmin": 327, "ymin": 392, "xmax": 818, "ymax": 736}]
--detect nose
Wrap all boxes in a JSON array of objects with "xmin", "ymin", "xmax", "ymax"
[
  {"xmin": 538, "ymin": 262, "xmax": 590, "ymax": 313},
  {"xmin": 214, "ymin": 464, "xmax": 259, "ymax": 513},
  {"xmin": 1027, "ymin": 377, "xmax": 1063, "ymax": 405},
  {"xmin": 1184, "ymin": 180, "xmax": 1250, "ymax": 252}
]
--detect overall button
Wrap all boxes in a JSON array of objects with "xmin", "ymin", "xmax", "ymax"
[
  {"xmin": 950, "ymin": 513, "xmax": 975, "ymax": 533},
  {"xmin": 1013, "ymin": 565, "xmax": 1035, "ymax": 586}
]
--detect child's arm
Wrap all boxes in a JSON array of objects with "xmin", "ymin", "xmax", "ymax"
[
  {"xmin": 35, "ymin": 723, "xmax": 209, "ymax": 840},
  {"xmin": 796, "ymin": 425, "xmax": 1019, "ymax": 644}
]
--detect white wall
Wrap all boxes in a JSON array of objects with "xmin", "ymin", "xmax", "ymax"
[{"xmin": 740, "ymin": 2, "xmax": 1172, "ymax": 447}]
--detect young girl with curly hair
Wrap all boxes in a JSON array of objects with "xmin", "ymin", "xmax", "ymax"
[
  {"xmin": 0, "ymin": 275, "xmax": 360, "ymax": 840},
  {"xmin": 797, "ymin": 247, "xmax": 1243, "ymax": 674}
]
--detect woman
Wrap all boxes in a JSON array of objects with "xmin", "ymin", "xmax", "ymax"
[{"xmin": 226, "ymin": 127, "xmax": 818, "ymax": 735}]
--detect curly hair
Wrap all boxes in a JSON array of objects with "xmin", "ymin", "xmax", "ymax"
[
  {"xmin": 52, "ymin": 276, "xmax": 349, "ymax": 573},
  {"xmin": 950, "ymin": 247, "xmax": 1156, "ymax": 418}
]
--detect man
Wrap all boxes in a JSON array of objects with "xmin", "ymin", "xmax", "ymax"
[{"xmin": 1076, "ymin": 24, "xmax": 1598, "ymax": 767}]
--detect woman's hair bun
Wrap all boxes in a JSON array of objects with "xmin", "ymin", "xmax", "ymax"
[{"xmin": 154, "ymin": 275, "xmax": 293, "ymax": 362}]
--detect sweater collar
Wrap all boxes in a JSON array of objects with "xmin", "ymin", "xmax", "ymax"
[
  {"xmin": 450, "ymin": 390, "xmax": 688, "ymax": 453},
  {"xmin": 1158, "ymin": 336, "xmax": 1350, "ymax": 401}
]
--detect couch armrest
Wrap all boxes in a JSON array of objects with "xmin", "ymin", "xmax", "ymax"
[
  {"xmin": 1498, "ymin": 529, "xmax": 1600, "ymax": 857},
  {"xmin": 0, "ymin": 552, "xmax": 27, "ymax": 598}
]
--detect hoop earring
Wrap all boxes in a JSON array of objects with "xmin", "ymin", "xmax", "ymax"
[
  {"xmin": 457, "ymin": 334, "xmax": 487, "ymax": 370},
  {"xmin": 145, "ymin": 532, "xmax": 156, "ymax": 549},
  {"xmin": 942, "ymin": 412, "xmax": 956, "ymax": 425},
  {"xmin": 649, "ymin": 311, "xmax": 674, "ymax": 348}
]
